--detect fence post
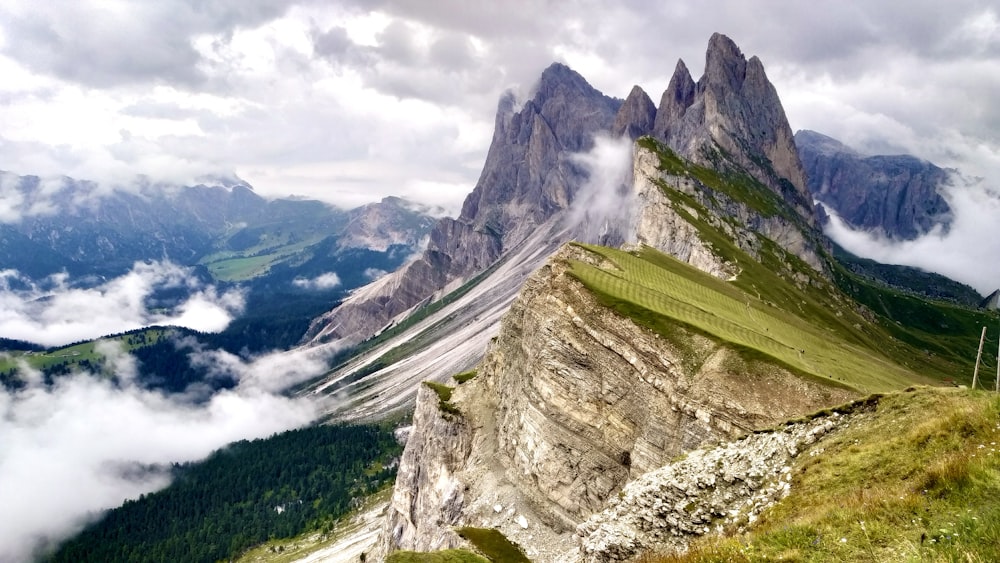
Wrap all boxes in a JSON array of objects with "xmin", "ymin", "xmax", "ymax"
[{"xmin": 973, "ymin": 326, "xmax": 987, "ymax": 389}]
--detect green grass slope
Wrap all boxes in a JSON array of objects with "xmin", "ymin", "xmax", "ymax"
[
  {"xmin": 630, "ymin": 136, "xmax": 997, "ymax": 386},
  {"xmin": 652, "ymin": 387, "xmax": 1000, "ymax": 562},
  {"xmin": 568, "ymin": 244, "xmax": 927, "ymax": 393}
]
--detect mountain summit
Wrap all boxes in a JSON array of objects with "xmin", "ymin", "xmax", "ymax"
[
  {"xmin": 644, "ymin": 33, "xmax": 813, "ymax": 220},
  {"xmin": 795, "ymin": 129, "xmax": 953, "ymax": 239},
  {"xmin": 304, "ymin": 63, "xmax": 621, "ymax": 345}
]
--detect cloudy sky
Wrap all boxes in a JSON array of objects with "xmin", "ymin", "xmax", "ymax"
[{"xmin": 0, "ymin": 0, "xmax": 998, "ymax": 214}]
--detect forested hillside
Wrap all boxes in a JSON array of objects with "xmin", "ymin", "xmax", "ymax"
[{"xmin": 46, "ymin": 424, "xmax": 402, "ymax": 563}]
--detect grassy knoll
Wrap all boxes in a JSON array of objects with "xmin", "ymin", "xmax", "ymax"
[
  {"xmin": 568, "ymin": 244, "xmax": 926, "ymax": 393},
  {"xmin": 649, "ymin": 387, "xmax": 1000, "ymax": 562},
  {"xmin": 387, "ymin": 550, "xmax": 488, "ymax": 563},
  {"xmin": 455, "ymin": 528, "xmax": 531, "ymax": 563}
]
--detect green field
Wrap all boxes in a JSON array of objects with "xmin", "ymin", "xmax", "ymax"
[
  {"xmin": 0, "ymin": 327, "xmax": 172, "ymax": 375},
  {"xmin": 568, "ymin": 244, "xmax": 927, "ymax": 393},
  {"xmin": 629, "ymin": 136, "xmax": 997, "ymax": 386},
  {"xmin": 199, "ymin": 235, "xmax": 324, "ymax": 281}
]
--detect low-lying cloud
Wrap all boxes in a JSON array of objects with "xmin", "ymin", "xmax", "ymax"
[
  {"xmin": 292, "ymin": 272, "xmax": 342, "ymax": 290},
  {"xmin": 0, "ymin": 340, "xmax": 331, "ymax": 562},
  {"xmin": 565, "ymin": 134, "xmax": 636, "ymax": 245},
  {"xmin": 823, "ymin": 175, "xmax": 1000, "ymax": 294},
  {"xmin": 0, "ymin": 261, "xmax": 245, "ymax": 347}
]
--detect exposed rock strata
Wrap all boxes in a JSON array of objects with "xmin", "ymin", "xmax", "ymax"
[
  {"xmin": 628, "ymin": 141, "xmax": 826, "ymax": 276},
  {"xmin": 375, "ymin": 245, "xmax": 855, "ymax": 562},
  {"xmin": 376, "ymin": 384, "xmax": 473, "ymax": 555}
]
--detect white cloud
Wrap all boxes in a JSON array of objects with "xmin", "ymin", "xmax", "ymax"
[
  {"xmin": 823, "ymin": 175, "xmax": 1000, "ymax": 294},
  {"xmin": 0, "ymin": 340, "xmax": 329, "ymax": 562},
  {"xmin": 292, "ymin": 271, "xmax": 342, "ymax": 290},
  {"xmin": 0, "ymin": 1, "xmax": 995, "ymax": 219},
  {"xmin": 565, "ymin": 134, "xmax": 635, "ymax": 244},
  {"xmin": 363, "ymin": 267, "xmax": 388, "ymax": 280},
  {"xmin": 0, "ymin": 262, "xmax": 245, "ymax": 347}
]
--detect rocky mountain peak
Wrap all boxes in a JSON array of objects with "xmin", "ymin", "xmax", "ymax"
[
  {"xmin": 306, "ymin": 61, "xmax": 620, "ymax": 346},
  {"xmin": 458, "ymin": 62, "xmax": 619, "ymax": 236},
  {"xmin": 612, "ymin": 85, "xmax": 657, "ymax": 140},
  {"xmin": 653, "ymin": 33, "xmax": 813, "ymax": 221},
  {"xmin": 703, "ymin": 32, "xmax": 747, "ymax": 92},
  {"xmin": 796, "ymin": 129, "xmax": 953, "ymax": 240},
  {"xmin": 652, "ymin": 59, "xmax": 696, "ymax": 141}
]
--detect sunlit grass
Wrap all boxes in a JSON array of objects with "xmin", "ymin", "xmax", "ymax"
[
  {"xmin": 567, "ymin": 244, "xmax": 926, "ymax": 393},
  {"xmin": 646, "ymin": 388, "xmax": 1000, "ymax": 562}
]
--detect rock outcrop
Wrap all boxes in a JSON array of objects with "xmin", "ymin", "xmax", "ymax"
[
  {"xmin": 795, "ymin": 129, "xmax": 952, "ymax": 240},
  {"xmin": 377, "ymin": 384, "xmax": 473, "ymax": 554},
  {"xmin": 577, "ymin": 412, "xmax": 857, "ymax": 562},
  {"xmin": 611, "ymin": 86, "xmax": 657, "ymax": 140},
  {"xmin": 628, "ymin": 138, "xmax": 826, "ymax": 276},
  {"xmin": 375, "ymin": 244, "xmax": 855, "ymax": 562}
]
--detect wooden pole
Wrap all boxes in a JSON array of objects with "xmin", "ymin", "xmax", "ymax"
[
  {"xmin": 973, "ymin": 326, "xmax": 986, "ymax": 389},
  {"xmin": 996, "ymin": 324, "xmax": 999, "ymax": 393}
]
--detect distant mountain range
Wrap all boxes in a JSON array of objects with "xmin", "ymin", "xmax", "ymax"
[
  {"xmin": 795, "ymin": 129, "xmax": 953, "ymax": 240},
  {"xmin": 0, "ymin": 172, "xmax": 437, "ymax": 286}
]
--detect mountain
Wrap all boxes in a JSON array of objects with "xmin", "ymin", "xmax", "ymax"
[
  {"xmin": 371, "ymin": 134, "xmax": 988, "ymax": 562},
  {"xmin": 795, "ymin": 129, "xmax": 953, "ymax": 239},
  {"xmin": 302, "ymin": 63, "xmax": 622, "ymax": 347},
  {"xmin": 649, "ymin": 34, "xmax": 814, "ymax": 222},
  {"xmin": 44, "ymin": 33, "xmax": 1000, "ymax": 563},
  {"xmin": 348, "ymin": 36, "xmax": 996, "ymax": 562},
  {"xmin": 0, "ymin": 172, "xmax": 436, "ymax": 287},
  {"xmin": 299, "ymin": 33, "xmax": 833, "ymax": 426}
]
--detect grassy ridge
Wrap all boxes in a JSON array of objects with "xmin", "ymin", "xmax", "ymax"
[
  {"xmin": 653, "ymin": 387, "xmax": 1000, "ymax": 562},
  {"xmin": 568, "ymin": 244, "xmax": 926, "ymax": 393},
  {"xmin": 633, "ymin": 137, "xmax": 997, "ymax": 385}
]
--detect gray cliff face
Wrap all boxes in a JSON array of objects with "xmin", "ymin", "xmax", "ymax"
[
  {"xmin": 653, "ymin": 34, "xmax": 814, "ymax": 222},
  {"xmin": 305, "ymin": 64, "xmax": 620, "ymax": 345},
  {"xmin": 376, "ymin": 245, "xmax": 854, "ymax": 561},
  {"xmin": 795, "ymin": 129, "xmax": 952, "ymax": 240},
  {"xmin": 459, "ymin": 63, "xmax": 621, "ymax": 247},
  {"xmin": 611, "ymin": 86, "xmax": 657, "ymax": 140},
  {"xmin": 628, "ymin": 141, "xmax": 826, "ymax": 276},
  {"xmin": 375, "ymin": 384, "xmax": 473, "ymax": 557},
  {"xmin": 652, "ymin": 60, "xmax": 697, "ymax": 142}
]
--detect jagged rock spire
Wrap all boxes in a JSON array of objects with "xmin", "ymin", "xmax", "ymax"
[
  {"xmin": 652, "ymin": 33, "xmax": 814, "ymax": 221},
  {"xmin": 459, "ymin": 62, "xmax": 620, "ymax": 242},
  {"xmin": 612, "ymin": 85, "xmax": 657, "ymax": 140},
  {"xmin": 652, "ymin": 59, "xmax": 696, "ymax": 141},
  {"xmin": 305, "ymin": 62, "xmax": 620, "ymax": 345}
]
